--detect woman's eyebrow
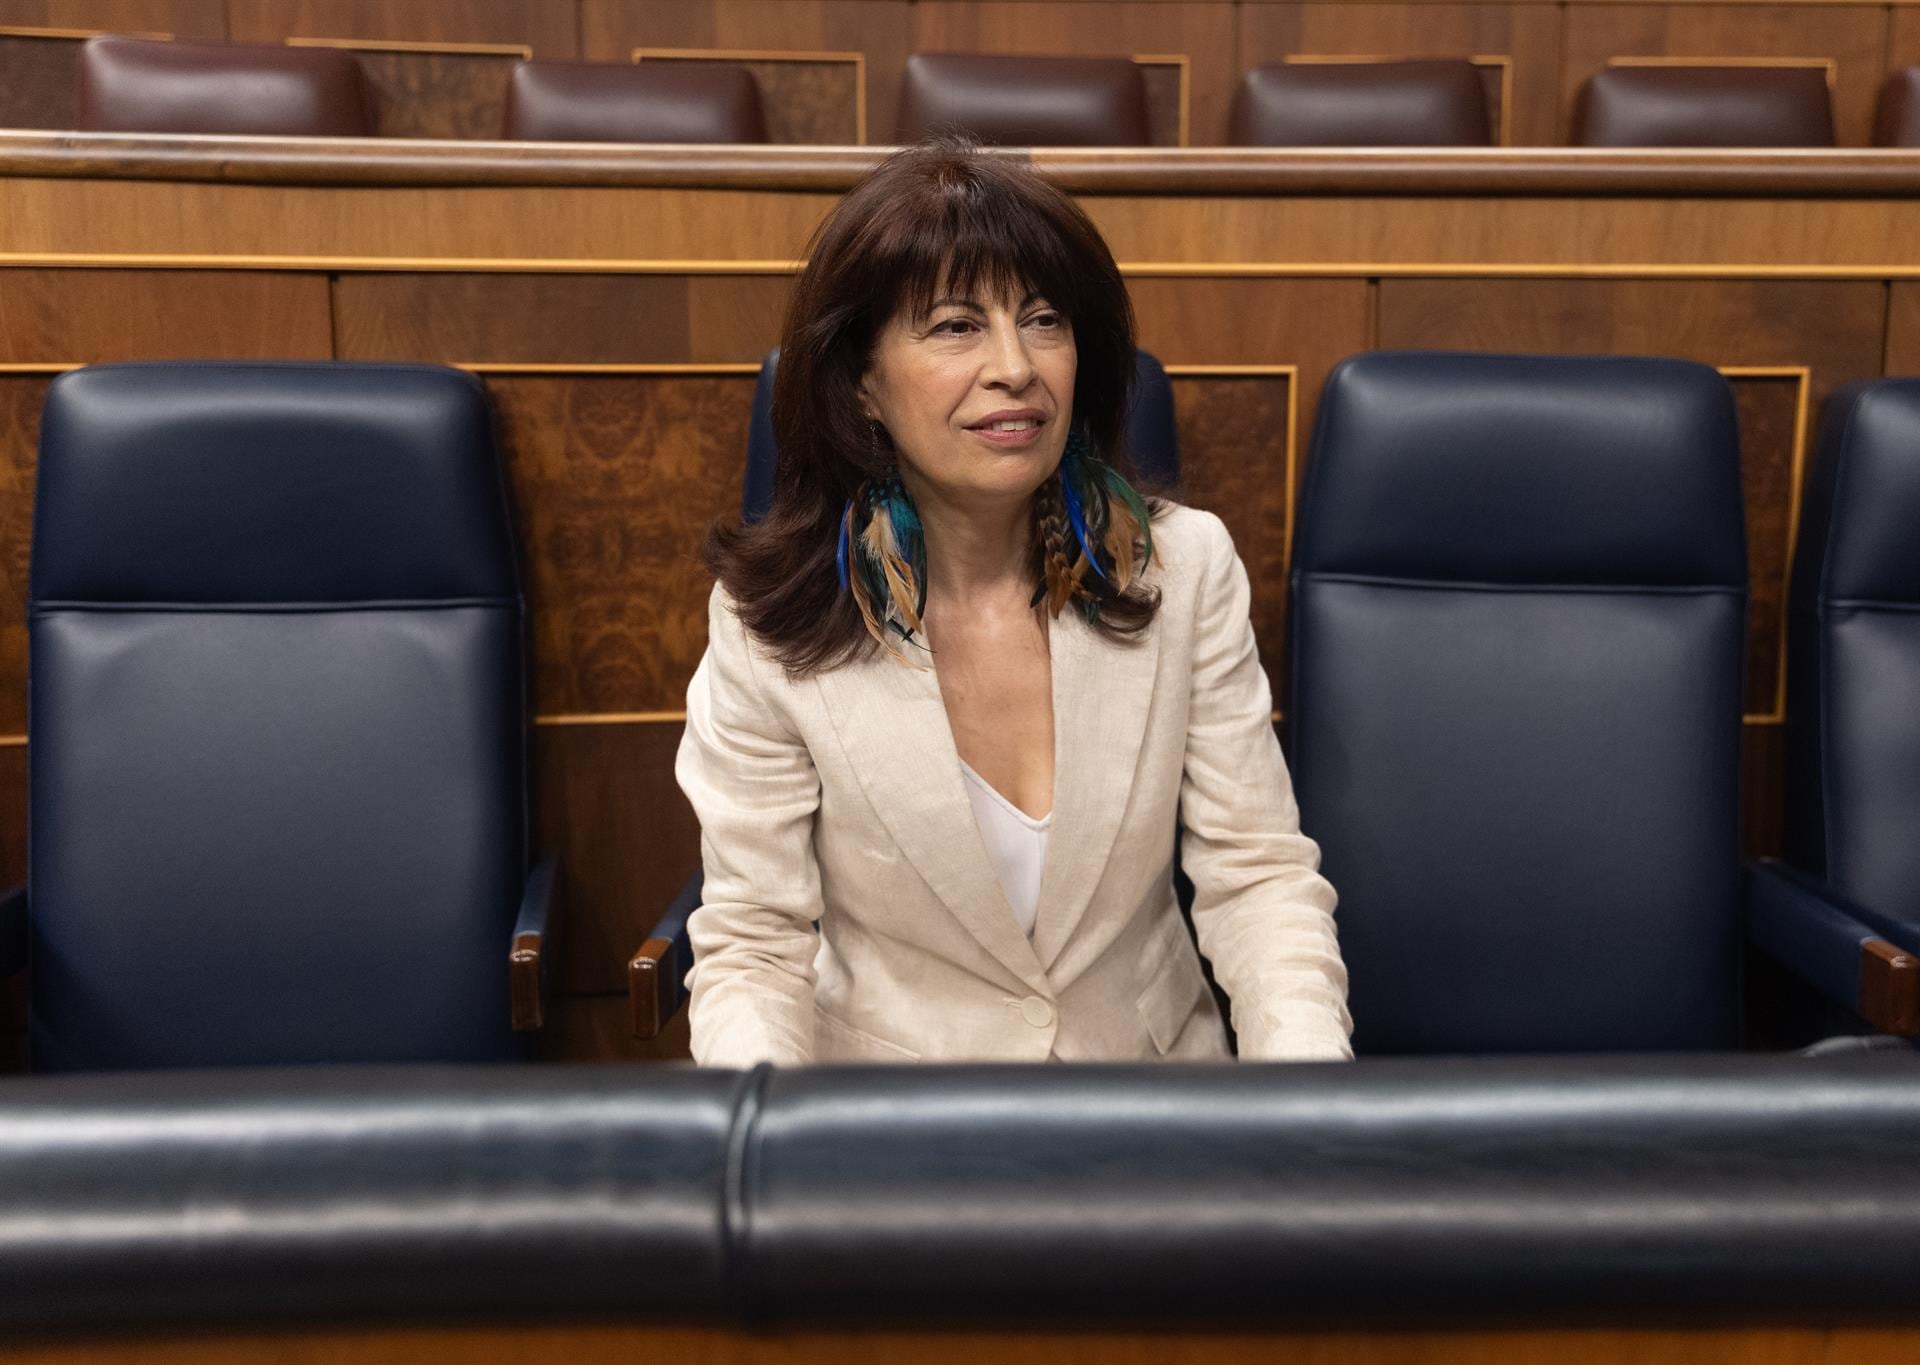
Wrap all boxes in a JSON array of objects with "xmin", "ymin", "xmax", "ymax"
[{"xmin": 927, "ymin": 290, "xmax": 1047, "ymax": 311}]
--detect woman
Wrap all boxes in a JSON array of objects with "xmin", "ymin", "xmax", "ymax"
[{"xmin": 676, "ymin": 135, "xmax": 1352, "ymax": 1066}]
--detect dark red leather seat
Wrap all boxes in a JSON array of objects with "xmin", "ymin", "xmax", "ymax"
[
  {"xmin": 502, "ymin": 58, "xmax": 768, "ymax": 143},
  {"xmin": 896, "ymin": 52, "xmax": 1149, "ymax": 146},
  {"xmin": 1571, "ymin": 64, "xmax": 1835, "ymax": 147},
  {"xmin": 76, "ymin": 34, "xmax": 374, "ymax": 136},
  {"xmin": 1231, "ymin": 60, "xmax": 1494, "ymax": 146}
]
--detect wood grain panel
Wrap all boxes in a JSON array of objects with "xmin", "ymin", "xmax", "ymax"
[
  {"xmin": 335, "ymin": 47, "xmax": 526, "ymax": 141},
  {"xmin": 533, "ymin": 719, "xmax": 699, "ymax": 999},
  {"xmin": 584, "ymin": 0, "xmax": 909, "ymax": 145},
  {"xmin": 226, "ymin": 0, "xmax": 575, "ymax": 55},
  {"xmin": 15, "ymin": 1322, "xmax": 1920, "ymax": 1365},
  {"xmin": 1170, "ymin": 374, "xmax": 1294, "ymax": 684},
  {"xmin": 0, "ymin": 32, "xmax": 86, "ymax": 129},
  {"xmin": 0, "ymin": 376, "xmax": 43, "ymax": 737},
  {"xmin": 687, "ymin": 274, "xmax": 790, "ymax": 363},
  {"xmin": 910, "ymin": 2, "xmax": 1236, "ymax": 148},
  {"xmin": 1125, "ymin": 275, "xmax": 1369, "ymax": 467},
  {"xmin": 0, "ymin": 0, "xmax": 218, "ymax": 34},
  {"xmin": 1135, "ymin": 57, "xmax": 1187, "ymax": 147},
  {"xmin": 1239, "ymin": 3, "xmax": 1561, "ymax": 147},
  {"xmin": 488, "ymin": 374, "xmax": 748, "ymax": 717},
  {"xmin": 1884, "ymin": 279, "xmax": 1920, "ymax": 372},
  {"xmin": 1559, "ymin": 4, "xmax": 1887, "ymax": 146},
  {"xmin": 1885, "ymin": 9, "xmax": 1920, "ymax": 133},
  {"xmin": 0, "ymin": 741, "xmax": 22, "ymax": 887},
  {"xmin": 333, "ymin": 273, "xmax": 695, "ymax": 363},
  {"xmin": 638, "ymin": 51, "xmax": 862, "ymax": 146},
  {"xmin": 1744, "ymin": 721, "xmax": 1783, "ymax": 857},
  {"xmin": 0, "ymin": 268, "xmax": 330, "ymax": 360},
  {"xmin": 541, "ymin": 990, "xmax": 693, "ymax": 1062},
  {"xmin": 1378, "ymin": 277, "xmax": 1881, "ymax": 715}
]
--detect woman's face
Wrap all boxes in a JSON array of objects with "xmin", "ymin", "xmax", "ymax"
[{"xmin": 857, "ymin": 277, "xmax": 1076, "ymax": 508}]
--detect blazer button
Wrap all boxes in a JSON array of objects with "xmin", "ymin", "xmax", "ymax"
[{"xmin": 1019, "ymin": 996, "xmax": 1055, "ymax": 1028}]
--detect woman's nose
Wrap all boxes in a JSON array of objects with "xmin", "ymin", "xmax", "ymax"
[{"xmin": 981, "ymin": 317, "xmax": 1034, "ymax": 389}]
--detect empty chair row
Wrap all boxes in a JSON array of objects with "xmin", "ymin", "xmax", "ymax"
[{"xmin": 65, "ymin": 34, "xmax": 1920, "ymax": 147}]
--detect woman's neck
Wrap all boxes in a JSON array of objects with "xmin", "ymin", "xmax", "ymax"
[{"xmin": 909, "ymin": 481, "xmax": 1034, "ymax": 608}]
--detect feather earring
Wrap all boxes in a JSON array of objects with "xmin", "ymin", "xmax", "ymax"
[
  {"xmin": 1038, "ymin": 423, "xmax": 1155, "ymax": 624},
  {"xmin": 837, "ymin": 422, "xmax": 930, "ymax": 665}
]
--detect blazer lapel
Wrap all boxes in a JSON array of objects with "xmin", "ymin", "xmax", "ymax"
[
  {"xmin": 815, "ymin": 639, "xmax": 1051, "ymax": 995},
  {"xmin": 1028, "ymin": 608, "xmax": 1160, "ymax": 970},
  {"xmin": 814, "ymin": 605, "xmax": 1161, "ymax": 989}
]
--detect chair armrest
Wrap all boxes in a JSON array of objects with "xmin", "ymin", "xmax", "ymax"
[
  {"xmin": 508, "ymin": 855, "xmax": 559, "ymax": 1032},
  {"xmin": 629, "ymin": 867, "xmax": 699, "ymax": 1040},
  {"xmin": 0, "ymin": 883, "xmax": 23, "ymax": 980},
  {"xmin": 1745, "ymin": 859, "xmax": 1920, "ymax": 1036}
]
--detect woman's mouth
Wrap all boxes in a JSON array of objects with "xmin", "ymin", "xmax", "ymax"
[{"xmin": 966, "ymin": 417, "xmax": 1046, "ymax": 448}]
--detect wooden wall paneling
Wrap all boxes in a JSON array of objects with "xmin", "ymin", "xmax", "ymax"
[
  {"xmin": 1885, "ymin": 279, "xmax": 1920, "ymax": 372},
  {"xmin": 469, "ymin": 370, "xmax": 748, "ymax": 719},
  {"xmin": 0, "ymin": 267, "xmax": 331, "ymax": 362},
  {"xmin": 583, "ymin": 0, "xmax": 909, "ymax": 145},
  {"xmin": 225, "ymin": 0, "xmax": 575, "ymax": 57},
  {"xmin": 19, "ymin": 1321, "xmax": 1920, "ymax": 1365},
  {"xmin": 1238, "ymin": 3, "xmax": 1562, "ymax": 147},
  {"xmin": 0, "ymin": 26, "xmax": 159, "ymax": 130},
  {"xmin": 229, "ymin": 0, "xmax": 576, "ymax": 138},
  {"xmin": 532, "ymin": 719, "xmax": 701, "ymax": 1005},
  {"xmin": 1133, "ymin": 53, "xmax": 1191, "ymax": 147},
  {"xmin": 540, "ymin": 987, "xmax": 693, "ymax": 1063},
  {"xmin": 0, "ymin": 375, "xmax": 46, "ymax": 741},
  {"xmin": 0, "ymin": 0, "xmax": 217, "ymax": 34},
  {"xmin": 284, "ymin": 39, "xmax": 530, "ymax": 140},
  {"xmin": 1884, "ymin": 8, "xmax": 1920, "ymax": 136},
  {"xmin": 462, "ymin": 368, "xmax": 747, "ymax": 1003},
  {"xmin": 1128, "ymin": 275, "xmax": 1370, "ymax": 684},
  {"xmin": 1168, "ymin": 369, "xmax": 1296, "ymax": 680},
  {"xmin": 910, "ymin": 2, "xmax": 1236, "ymax": 148},
  {"xmin": 634, "ymin": 47, "xmax": 865, "ymax": 146},
  {"xmin": 1557, "ymin": 5, "xmax": 1888, "ymax": 146}
]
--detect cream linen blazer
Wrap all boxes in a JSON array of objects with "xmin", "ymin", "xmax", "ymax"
[{"xmin": 675, "ymin": 503, "xmax": 1353, "ymax": 1067}]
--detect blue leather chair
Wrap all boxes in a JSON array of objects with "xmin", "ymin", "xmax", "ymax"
[
  {"xmin": 741, "ymin": 345, "xmax": 1181, "ymax": 524},
  {"xmin": 0, "ymin": 361, "xmax": 555, "ymax": 1070},
  {"xmin": 1750, "ymin": 379, "xmax": 1920, "ymax": 1042},
  {"xmin": 630, "ymin": 344, "xmax": 1183, "ymax": 1036},
  {"xmin": 1288, "ymin": 350, "xmax": 1906, "ymax": 1054}
]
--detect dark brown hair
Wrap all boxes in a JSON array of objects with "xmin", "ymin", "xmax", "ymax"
[{"xmin": 703, "ymin": 133, "xmax": 1167, "ymax": 676}]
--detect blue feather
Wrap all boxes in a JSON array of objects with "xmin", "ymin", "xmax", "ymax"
[
  {"xmin": 1059, "ymin": 460, "xmax": 1110, "ymax": 582},
  {"xmin": 835, "ymin": 499, "xmax": 851, "ymax": 590}
]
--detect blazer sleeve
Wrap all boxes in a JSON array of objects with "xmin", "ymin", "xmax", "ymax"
[
  {"xmin": 1178, "ymin": 510, "xmax": 1355, "ymax": 1062},
  {"xmin": 675, "ymin": 582, "xmax": 824, "ymax": 1068}
]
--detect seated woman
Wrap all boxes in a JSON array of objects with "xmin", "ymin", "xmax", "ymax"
[{"xmin": 677, "ymin": 134, "xmax": 1352, "ymax": 1066}]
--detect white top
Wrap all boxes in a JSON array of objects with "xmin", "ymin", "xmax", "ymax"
[{"xmin": 957, "ymin": 757, "xmax": 1052, "ymax": 938}]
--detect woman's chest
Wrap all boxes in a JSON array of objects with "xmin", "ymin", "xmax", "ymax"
[{"xmin": 932, "ymin": 622, "xmax": 1055, "ymax": 821}]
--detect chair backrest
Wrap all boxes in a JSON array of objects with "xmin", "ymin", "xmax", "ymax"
[
  {"xmin": 502, "ymin": 59, "xmax": 768, "ymax": 143},
  {"xmin": 1571, "ymin": 64, "xmax": 1834, "ymax": 147},
  {"xmin": 1874, "ymin": 68, "xmax": 1920, "ymax": 145},
  {"xmin": 1288, "ymin": 351, "xmax": 1749, "ymax": 1054},
  {"xmin": 896, "ymin": 53, "xmax": 1150, "ymax": 146},
  {"xmin": 76, "ymin": 34, "xmax": 374, "ymax": 136},
  {"xmin": 1230, "ymin": 60, "xmax": 1493, "ymax": 147},
  {"xmin": 28, "ymin": 362, "xmax": 527, "ymax": 1070},
  {"xmin": 1783, "ymin": 380, "xmax": 1920, "ymax": 918},
  {"xmin": 741, "ymin": 347, "xmax": 1180, "ymax": 524}
]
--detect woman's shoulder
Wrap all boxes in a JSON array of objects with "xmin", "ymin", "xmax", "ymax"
[{"xmin": 1144, "ymin": 501, "xmax": 1234, "ymax": 592}]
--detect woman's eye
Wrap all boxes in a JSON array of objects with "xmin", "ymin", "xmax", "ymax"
[
  {"xmin": 1027, "ymin": 312, "xmax": 1062, "ymax": 328},
  {"xmin": 935, "ymin": 318, "xmax": 975, "ymax": 336}
]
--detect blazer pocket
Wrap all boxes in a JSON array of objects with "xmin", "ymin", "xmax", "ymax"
[
  {"xmin": 1134, "ymin": 921, "xmax": 1210, "ymax": 1055},
  {"xmin": 813, "ymin": 1006, "xmax": 923, "ymax": 1063}
]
